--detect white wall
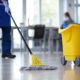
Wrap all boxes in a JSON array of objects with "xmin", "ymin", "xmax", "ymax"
[
  {"xmin": 59, "ymin": 0, "xmax": 75, "ymax": 25},
  {"xmin": 64, "ymin": 0, "xmax": 75, "ymax": 20}
]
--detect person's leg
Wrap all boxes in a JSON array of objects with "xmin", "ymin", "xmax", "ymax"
[{"xmin": 1, "ymin": 27, "xmax": 16, "ymax": 58}]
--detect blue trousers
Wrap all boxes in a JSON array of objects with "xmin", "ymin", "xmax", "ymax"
[{"xmin": 1, "ymin": 27, "xmax": 11, "ymax": 54}]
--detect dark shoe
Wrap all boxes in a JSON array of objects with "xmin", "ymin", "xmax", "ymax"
[{"xmin": 2, "ymin": 53, "xmax": 16, "ymax": 58}]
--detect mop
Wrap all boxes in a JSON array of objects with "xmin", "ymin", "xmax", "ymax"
[{"xmin": 10, "ymin": 14, "xmax": 57, "ymax": 70}]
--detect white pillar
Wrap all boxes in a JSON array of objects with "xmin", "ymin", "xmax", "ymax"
[
  {"xmin": 64, "ymin": 0, "xmax": 75, "ymax": 20},
  {"xmin": 59, "ymin": 0, "xmax": 64, "ymax": 25},
  {"xmin": 23, "ymin": 0, "xmax": 26, "ymax": 25}
]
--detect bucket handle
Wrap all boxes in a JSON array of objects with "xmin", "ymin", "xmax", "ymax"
[{"xmin": 62, "ymin": 27, "xmax": 72, "ymax": 42}]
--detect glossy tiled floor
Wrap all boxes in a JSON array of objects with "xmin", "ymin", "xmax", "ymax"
[{"xmin": 0, "ymin": 52, "xmax": 80, "ymax": 80}]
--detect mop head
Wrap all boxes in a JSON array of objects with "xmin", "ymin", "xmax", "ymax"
[
  {"xmin": 20, "ymin": 54, "xmax": 57, "ymax": 70},
  {"xmin": 20, "ymin": 66, "xmax": 57, "ymax": 70}
]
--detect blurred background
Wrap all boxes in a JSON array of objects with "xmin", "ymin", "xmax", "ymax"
[{"xmin": 0, "ymin": 0, "xmax": 79, "ymax": 53}]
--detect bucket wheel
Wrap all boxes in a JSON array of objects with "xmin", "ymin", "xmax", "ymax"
[
  {"xmin": 61, "ymin": 56, "xmax": 67, "ymax": 66},
  {"xmin": 75, "ymin": 57, "xmax": 80, "ymax": 66}
]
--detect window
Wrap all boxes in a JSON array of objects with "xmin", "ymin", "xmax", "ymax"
[
  {"xmin": 6, "ymin": 0, "xmax": 59, "ymax": 51},
  {"xmin": 26, "ymin": 0, "xmax": 59, "ymax": 26},
  {"xmin": 26, "ymin": 0, "xmax": 39, "ymax": 25},
  {"xmin": 41, "ymin": 0, "xmax": 59, "ymax": 26},
  {"xmin": 26, "ymin": 0, "xmax": 59, "ymax": 48},
  {"xmin": 9, "ymin": 0, "xmax": 23, "ymax": 26},
  {"xmin": 78, "ymin": 0, "xmax": 80, "ymax": 4},
  {"xmin": 26, "ymin": 0, "xmax": 39, "ymax": 48},
  {"xmin": 75, "ymin": 0, "xmax": 80, "ymax": 23},
  {"xmin": 9, "ymin": 0, "xmax": 23, "ymax": 49}
]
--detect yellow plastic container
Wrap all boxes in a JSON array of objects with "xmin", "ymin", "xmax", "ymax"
[{"xmin": 59, "ymin": 24, "xmax": 80, "ymax": 61}]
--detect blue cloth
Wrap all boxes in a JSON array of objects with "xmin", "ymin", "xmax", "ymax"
[
  {"xmin": 61, "ymin": 24, "xmax": 69, "ymax": 29},
  {"xmin": 0, "ymin": 0, "xmax": 2, "ymax": 3},
  {"xmin": 61, "ymin": 23, "xmax": 78, "ymax": 29},
  {"xmin": 0, "ymin": 0, "xmax": 11, "ymax": 27}
]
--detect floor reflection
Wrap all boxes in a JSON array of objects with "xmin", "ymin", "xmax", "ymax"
[
  {"xmin": 0, "ymin": 53, "xmax": 80, "ymax": 80},
  {"xmin": 63, "ymin": 67, "xmax": 80, "ymax": 80}
]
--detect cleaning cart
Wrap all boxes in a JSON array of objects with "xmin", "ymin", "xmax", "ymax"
[{"xmin": 58, "ymin": 24, "xmax": 80, "ymax": 66}]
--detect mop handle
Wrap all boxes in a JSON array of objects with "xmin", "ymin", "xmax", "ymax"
[{"xmin": 9, "ymin": 14, "xmax": 33, "ymax": 54}]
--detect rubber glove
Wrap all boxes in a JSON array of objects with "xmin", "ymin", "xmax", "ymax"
[{"xmin": 3, "ymin": 1, "xmax": 10, "ymax": 14}]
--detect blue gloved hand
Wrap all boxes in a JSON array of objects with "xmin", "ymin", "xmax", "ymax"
[{"xmin": 3, "ymin": 1, "xmax": 11, "ymax": 14}]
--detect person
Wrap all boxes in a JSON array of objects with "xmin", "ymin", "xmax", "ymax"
[
  {"xmin": 0, "ymin": 0, "xmax": 16, "ymax": 58},
  {"xmin": 61, "ymin": 12, "xmax": 74, "ymax": 29},
  {"xmin": 63, "ymin": 12, "xmax": 74, "ymax": 24}
]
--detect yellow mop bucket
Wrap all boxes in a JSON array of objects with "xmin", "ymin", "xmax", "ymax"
[{"xmin": 58, "ymin": 24, "xmax": 80, "ymax": 66}]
